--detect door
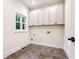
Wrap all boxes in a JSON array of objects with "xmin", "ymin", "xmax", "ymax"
[{"xmin": 64, "ymin": 0, "xmax": 75, "ymax": 59}]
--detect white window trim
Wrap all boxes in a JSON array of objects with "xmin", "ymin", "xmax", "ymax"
[{"xmin": 14, "ymin": 10, "xmax": 28, "ymax": 32}]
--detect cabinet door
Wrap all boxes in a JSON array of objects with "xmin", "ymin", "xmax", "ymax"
[
  {"xmin": 56, "ymin": 4, "xmax": 64, "ymax": 24},
  {"xmin": 50, "ymin": 5, "xmax": 57, "ymax": 24},
  {"xmin": 29, "ymin": 10, "xmax": 38, "ymax": 26},
  {"xmin": 38, "ymin": 9, "xmax": 44, "ymax": 25},
  {"xmin": 38, "ymin": 7, "xmax": 50, "ymax": 25},
  {"xmin": 43, "ymin": 7, "xmax": 50, "ymax": 25}
]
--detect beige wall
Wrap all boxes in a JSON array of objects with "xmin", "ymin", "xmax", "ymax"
[
  {"xmin": 3, "ymin": 0, "xmax": 30, "ymax": 58},
  {"xmin": 30, "ymin": 26, "xmax": 64, "ymax": 48}
]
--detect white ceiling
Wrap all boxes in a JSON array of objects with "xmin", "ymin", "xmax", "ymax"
[{"xmin": 21, "ymin": 0, "xmax": 64, "ymax": 10}]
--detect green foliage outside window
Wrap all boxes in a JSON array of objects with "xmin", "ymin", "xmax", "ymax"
[{"xmin": 16, "ymin": 12, "xmax": 26, "ymax": 31}]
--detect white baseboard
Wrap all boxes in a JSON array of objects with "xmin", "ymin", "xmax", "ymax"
[
  {"xmin": 4, "ymin": 42, "xmax": 30, "ymax": 58},
  {"xmin": 63, "ymin": 48, "xmax": 70, "ymax": 59},
  {"xmin": 31, "ymin": 42, "xmax": 63, "ymax": 49}
]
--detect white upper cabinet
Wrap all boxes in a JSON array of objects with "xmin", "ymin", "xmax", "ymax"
[
  {"xmin": 50, "ymin": 4, "xmax": 64, "ymax": 24},
  {"xmin": 56, "ymin": 4, "xmax": 64, "ymax": 24},
  {"xmin": 38, "ymin": 7, "xmax": 50, "ymax": 25},
  {"xmin": 38, "ymin": 8, "xmax": 44, "ymax": 25},
  {"xmin": 29, "ymin": 3, "xmax": 64, "ymax": 26},
  {"xmin": 50, "ymin": 5, "xmax": 57, "ymax": 24},
  {"xmin": 43, "ymin": 7, "xmax": 50, "ymax": 25},
  {"xmin": 29, "ymin": 10, "xmax": 38, "ymax": 26}
]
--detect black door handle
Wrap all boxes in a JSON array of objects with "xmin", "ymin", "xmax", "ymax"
[{"xmin": 68, "ymin": 37, "xmax": 75, "ymax": 42}]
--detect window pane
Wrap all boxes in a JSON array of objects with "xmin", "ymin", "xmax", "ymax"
[
  {"xmin": 16, "ymin": 22, "xmax": 20, "ymax": 29},
  {"xmin": 22, "ymin": 24, "xmax": 26, "ymax": 30},
  {"xmin": 16, "ymin": 14, "xmax": 20, "ymax": 22},
  {"xmin": 22, "ymin": 17, "xmax": 26, "ymax": 23}
]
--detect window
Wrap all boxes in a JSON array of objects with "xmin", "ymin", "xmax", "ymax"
[
  {"xmin": 15, "ymin": 12, "xmax": 27, "ymax": 32},
  {"xmin": 22, "ymin": 16, "xmax": 26, "ymax": 30}
]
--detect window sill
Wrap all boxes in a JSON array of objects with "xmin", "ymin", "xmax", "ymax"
[{"xmin": 14, "ymin": 30, "xmax": 27, "ymax": 33}]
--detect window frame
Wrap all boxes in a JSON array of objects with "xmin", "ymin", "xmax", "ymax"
[{"xmin": 15, "ymin": 11, "xmax": 28, "ymax": 32}]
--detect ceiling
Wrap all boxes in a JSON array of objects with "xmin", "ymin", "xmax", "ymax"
[{"xmin": 21, "ymin": 0, "xmax": 64, "ymax": 10}]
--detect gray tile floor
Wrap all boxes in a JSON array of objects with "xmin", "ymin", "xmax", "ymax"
[{"xmin": 5, "ymin": 44, "xmax": 68, "ymax": 59}]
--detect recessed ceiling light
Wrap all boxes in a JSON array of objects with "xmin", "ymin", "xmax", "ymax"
[{"xmin": 32, "ymin": 0, "xmax": 36, "ymax": 4}]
